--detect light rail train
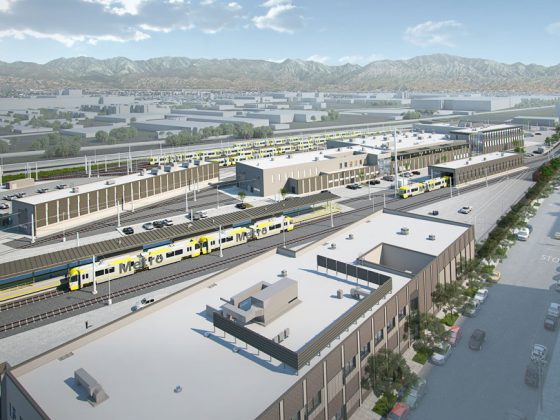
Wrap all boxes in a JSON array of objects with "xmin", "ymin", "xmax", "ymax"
[{"xmin": 398, "ymin": 176, "xmax": 449, "ymax": 198}]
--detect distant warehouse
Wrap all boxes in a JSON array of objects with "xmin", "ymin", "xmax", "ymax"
[{"xmin": 12, "ymin": 161, "xmax": 219, "ymax": 235}]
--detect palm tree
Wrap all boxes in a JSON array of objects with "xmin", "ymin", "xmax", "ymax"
[{"xmin": 280, "ymin": 187, "xmax": 288, "ymax": 200}]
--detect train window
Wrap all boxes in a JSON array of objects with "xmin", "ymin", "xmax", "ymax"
[
  {"xmin": 95, "ymin": 270, "xmax": 105, "ymax": 277},
  {"xmin": 166, "ymin": 251, "xmax": 174, "ymax": 258},
  {"xmin": 176, "ymin": 249, "xmax": 183, "ymax": 256},
  {"xmin": 109, "ymin": 267, "xmax": 115, "ymax": 274}
]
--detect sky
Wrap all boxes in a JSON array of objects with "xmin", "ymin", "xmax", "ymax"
[{"xmin": 0, "ymin": 0, "xmax": 559, "ymax": 66}]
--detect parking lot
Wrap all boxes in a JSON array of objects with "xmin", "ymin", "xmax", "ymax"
[{"xmin": 411, "ymin": 185, "xmax": 560, "ymax": 420}]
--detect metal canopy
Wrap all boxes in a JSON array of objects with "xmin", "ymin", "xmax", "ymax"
[{"xmin": 0, "ymin": 191, "xmax": 338, "ymax": 281}]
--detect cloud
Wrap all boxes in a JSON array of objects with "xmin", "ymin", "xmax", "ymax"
[
  {"xmin": 546, "ymin": 22, "xmax": 560, "ymax": 35},
  {"xmin": 404, "ymin": 20, "xmax": 463, "ymax": 47},
  {"xmin": 0, "ymin": 0, "xmax": 245, "ymax": 47},
  {"xmin": 338, "ymin": 54, "xmax": 384, "ymax": 65},
  {"xmin": 306, "ymin": 54, "xmax": 329, "ymax": 64},
  {"xmin": 253, "ymin": 0, "xmax": 303, "ymax": 34}
]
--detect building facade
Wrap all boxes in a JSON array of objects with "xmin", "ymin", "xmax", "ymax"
[{"xmin": 449, "ymin": 125, "xmax": 523, "ymax": 154}]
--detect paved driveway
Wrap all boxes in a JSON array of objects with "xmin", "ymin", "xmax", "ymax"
[{"xmin": 412, "ymin": 189, "xmax": 560, "ymax": 420}]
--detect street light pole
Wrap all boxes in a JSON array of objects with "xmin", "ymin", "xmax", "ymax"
[
  {"xmin": 219, "ymin": 225, "xmax": 223, "ymax": 257},
  {"xmin": 330, "ymin": 202, "xmax": 334, "ymax": 227},
  {"xmin": 92, "ymin": 255, "xmax": 97, "ymax": 295}
]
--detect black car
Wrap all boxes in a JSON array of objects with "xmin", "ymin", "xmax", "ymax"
[
  {"xmin": 346, "ymin": 183, "xmax": 361, "ymax": 190},
  {"xmin": 468, "ymin": 329, "xmax": 486, "ymax": 350},
  {"xmin": 123, "ymin": 227, "xmax": 134, "ymax": 235},
  {"xmin": 153, "ymin": 220, "xmax": 165, "ymax": 228},
  {"xmin": 235, "ymin": 203, "xmax": 247, "ymax": 209},
  {"xmin": 412, "ymin": 170, "xmax": 421, "ymax": 175},
  {"xmin": 369, "ymin": 179, "xmax": 381, "ymax": 185},
  {"xmin": 544, "ymin": 315, "xmax": 558, "ymax": 331},
  {"xmin": 524, "ymin": 363, "xmax": 540, "ymax": 388}
]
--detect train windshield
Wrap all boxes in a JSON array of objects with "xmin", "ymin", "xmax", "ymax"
[{"xmin": 69, "ymin": 274, "xmax": 79, "ymax": 284}]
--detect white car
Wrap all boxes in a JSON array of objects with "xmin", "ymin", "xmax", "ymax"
[
  {"xmin": 142, "ymin": 222, "xmax": 154, "ymax": 230},
  {"xmin": 474, "ymin": 288, "xmax": 489, "ymax": 304},
  {"xmin": 131, "ymin": 297, "xmax": 156, "ymax": 311},
  {"xmin": 459, "ymin": 206, "xmax": 473, "ymax": 214},
  {"xmin": 530, "ymin": 344, "xmax": 547, "ymax": 362},
  {"xmin": 517, "ymin": 228, "xmax": 530, "ymax": 241}
]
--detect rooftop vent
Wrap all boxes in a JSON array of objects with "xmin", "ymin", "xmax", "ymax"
[
  {"xmin": 71, "ymin": 186, "xmax": 80, "ymax": 193},
  {"xmin": 401, "ymin": 227, "xmax": 410, "ymax": 235},
  {"xmin": 314, "ymin": 156, "xmax": 319, "ymax": 161},
  {"xmin": 348, "ymin": 233, "xmax": 354, "ymax": 240},
  {"xmin": 74, "ymin": 368, "xmax": 109, "ymax": 406},
  {"xmin": 336, "ymin": 289, "xmax": 343, "ymax": 299},
  {"xmin": 270, "ymin": 157, "xmax": 274, "ymax": 161},
  {"xmin": 428, "ymin": 234, "xmax": 436, "ymax": 241},
  {"xmin": 105, "ymin": 180, "xmax": 116, "ymax": 185},
  {"xmin": 139, "ymin": 169, "xmax": 147, "ymax": 176},
  {"xmin": 280, "ymin": 269, "xmax": 288, "ymax": 277},
  {"xmin": 329, "ymin": 243, "xmax": 337, "ymax": 250}
]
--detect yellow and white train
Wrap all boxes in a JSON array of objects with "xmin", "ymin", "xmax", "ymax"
[
  {"xmin": 67, "ymin": 216, "xmax": 294, "ymax": 291},
  {"xmin": 398, "ymin": 176, "xmax": 449, "ymax": 198}
]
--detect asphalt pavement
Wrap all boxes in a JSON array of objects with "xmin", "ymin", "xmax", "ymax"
[{"xmin": 411, "ymin": 185, "xmax": 560, "ymax": 420}]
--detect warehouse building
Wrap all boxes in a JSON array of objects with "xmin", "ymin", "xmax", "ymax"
[
  {"xmin": 448, "ymin": 124, "xmax": 523, "ymax": 154},
  {"xmin": 11, "ymin": 161, "xmax": 219, "ymax": 235},
  {"xmin": 428, "ymin": 151, "xmax": 523, "ymax": 185},
  {"xmin": 511, "ymin": 116, "xmax": 559, "ymax": 128},
  {"xmin": 327, "ymin": 131, "xmax": 470, "ymax": 175},
  {"xmin": 236, "ymin": 147, "xmax": 379, "ymax": 196},
  {"xmin": 0, "ymin": 210, "xmax": 474, "ymax": 420}
]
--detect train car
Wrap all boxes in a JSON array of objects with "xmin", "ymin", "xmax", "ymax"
[
  {"xmin": 398, "ymin": 183, "xmax": 426, "ymax": 198},
  {"xmin": 424, "ymin": 176, "xmax": 448, "ymax": 192},
  {"xmin": 250, "ymin": 216, "xmax": 294, "ymax": 240},
  {"xmin": 198, "ymin": 226, "xmax": 250, "ymax": 254}
]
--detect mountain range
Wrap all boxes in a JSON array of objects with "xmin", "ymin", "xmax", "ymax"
[{"xmin": 0, "ymin": 54, "xmax": 559, "ymax": 92}]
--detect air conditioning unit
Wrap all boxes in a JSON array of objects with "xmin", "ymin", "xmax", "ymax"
[
  {"xmin": 330, "ymin": 243, "xmax": 337, "ymax": 250},
  {"xmin": 348, "ymin": 233, "xmax": 354, "ymax": 240},
  {"xmin": 428, "ymin": 234, "xmax": 436, "ymax": 241},
  {"xmin": 71, "ymin": 186, "xmax": 80, "ymax": 193},
  {"xmin": 314, "ymin": 156, "xmax": 319, "ymax": 161},
  {"xmin": 336, "ymin": 289, "xmax": 343, "ymax": 299},
  {"xmin": 280, "ymin": 269, "xmax": 287, "ymax": 277},
  {"xmin": 106, "ymin": 180, "xmax": 116, "ymax": 185},
  {"xmin": 139, "ymin": 169, "xmax": 147, "ymax": 176},
  {"xmin": 401, "ymin": 227, "xmax": 410, "ymax": 235}
]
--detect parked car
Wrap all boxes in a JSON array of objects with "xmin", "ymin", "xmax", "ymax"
[
  {"xmin": 346, "ymin": 183, "xmax": 362, "ymax": 190},
  {"xmin": 142, "ymin": 222, "xmax": 154, "ymax": 230},
  {"xmin": 131, "ymin": 297, "xmax": 155, "ymax": 311},
  {"xmin": 544, "ymin": 314, "xmax": 558, "ymax": 331},
  {"xmin": 517, "ymin": 228, "xmax": 530, "ymax": 241},
  {"xmin": 383, "ymin": 175, "xmax": 395, "ymax": 182},
  {"xmin": 412, "ymin": 170, "xmax": 421, "ymax": 175},
  {"xmin": 482, "ymin": 271, "xmax": 501, "ymax": 282},
  {"xmin": 459, "ymin": 206, "xmax": 473, "ymax": 214},
  {"xmin": 153, "ymin": 220, "xmax": 165, "ymax": 228},
  {"xmin": 474, "ymin": 288, "xmax": 489, "ymax": 304},
  {"xmin": 547, "ymin": 302, "xmax": 560, "ymax": 318},
  {"xmin": 56, "ymin": 184, "xmax": 68, "ymax": 189},
  {"xmin": 37, "ymin": 188, "xmax": 49, "ymax": 193},
  {"xmin": 524, "ymin": 363, "xmax": 540, "ymax": 388},
  {"xmin": 430, "ymin": 342, "xmax": 453, "ymax": 365},
  {"xmin": 162, "ymin": 218, "xmax": 174, "ymax": 226},
  {"xmin": 369, "ymin": 179, "xmax": 381, "ymax": 185},
  {"xmin": 122, "ymin": 227, "xmax": 134, "ymax": 235},
  {"xmin": 524, "ymin": 153, "xmax": 534, "ymax": 158},
  {"xmin": 196, "ymin": 210, "xmax": 208, "ymax": 219},
  {"xmin": 235, "ymin": 203, "xmax": 247, "ymax": 209},
  {"xmin": 462, "ymin": 299, "xmax": 481, "ymax": 317},
  {"xmin": 402, "ymin": 172, "xmax": 412, "ymax": 178},
  {"xmin": 530, "ymin": 344, "xmax": 547, "ymax": 362},
  {"xmin": 401, "ymin": 378, "xmax": 427, "ymax": 410},
  {"xmin": 468, "ymin": 329, "xmax": 486, "ymax": 350},
  {"xmin": 3, "ymin": 195, "xmax": 15, "ymax": 201},
  {"xmin": 0, "ymin": 203, "xmax": 9, "ymax": 210},
  {"xmin": 387, "ymin": 402, "xmax": 410, "ymax": 420},
  {"xmin": 15, "ymin": 192, "xmax": 26, "ymax": 198},
  {"xmin": 448, "ymin": 325, "xmax": 462, "ymax": 347}
]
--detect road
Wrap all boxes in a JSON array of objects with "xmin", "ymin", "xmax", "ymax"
[{"xmin": 411, "ymin": 185, "xmax": 560, "ymax": 420}]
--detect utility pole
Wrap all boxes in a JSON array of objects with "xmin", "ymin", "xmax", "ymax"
[
  {"xmin": 219, "ymin": 225, "xmax": 223, "ymax": 257},
  {"xmin": 372, "ymin": 194, "xmax": 375, "ymax": 214},
  {"xmin": 92, "ymin": 255, "xmax": 97, "ymax": 295},
  {"xmin": 117, "ymin": 200, "xmax": 121, "ymax": 227},
  {"xmin": 393, "ymin": 129, "xmax": 398, "ymax": 198},
  {"xmin": 185, "ymin": 187, "xmax": 189, "ymax": 214},
  {"xmin": 330, "ymin": 202, "xmax": 334, "ymax": 227},
  {"xmin": 383, "ymin": 193, "xmax": 386, "ymax": 208}
]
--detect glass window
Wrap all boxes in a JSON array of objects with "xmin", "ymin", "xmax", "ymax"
[
  {"xmin": 306, "ymin": 390, "xmax": 322, "ymax": 415},
  {"xmin": 398, "ymin": 306, "xmax": 407, "ymax": 321},
  {"xmin": 374, "ymin": 329, "xmax": 384, "ymax": 345},
  {"xmin": 360, "ymin": 342, "xmax": 371, "ymax": 360},
  {"xmin": 387, "ymin": 317, "xmax": 396, "ymax": 332}
]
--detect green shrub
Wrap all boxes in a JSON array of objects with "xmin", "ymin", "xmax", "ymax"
[
  {"xmin": 464, "ymin": 287, "xmax": 477, "ymax": 298},
  {"xmin": 412, "ymin": 348, "xmax": 433, "ymax": 365},
  {"xmin": 372, "ymin": 393, "xmax": 398, "ymax": 416},
  {"xmin": 441, "ymin": 313, "xmax": 459, "ymax": 326}
]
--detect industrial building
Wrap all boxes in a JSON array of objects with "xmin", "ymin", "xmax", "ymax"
[
  {"xmin": 0, "ymin": 209, "xmax": 475, "ymax": 420},
  {"xmin": 511, "ymin": 116, "xmax": 559, "ymax": 128},
  {"xmin": 410, "ymin": 96, "xmax": 521, "ymax": 112},
  {"xmin": 428, "ymin": 151, "xmax": 523, "ymax": 185},
  {"xmin": 448, "ymin": 124, "xmax": 523, "ymax": 154},
  {"xmin": 236, "ymin": 147, "xmax": 379, "ymax": 196},
  {"xmin": 11, "ymin": 161, "xmax": 219, "ymax": 235},
  {"xmin": 327, "ymin": 131, "xmax": 470, "ymax": 175}
]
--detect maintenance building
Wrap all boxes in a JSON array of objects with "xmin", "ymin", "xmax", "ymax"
[
  {"xmin": 0, "ymin": 209, "xmax": 474, "ymax": 420},
  {"xmin": 428, "ymin": 151, "xmax": 523, "ymax": 185},
  {"xmin": 449, "ymin": 124, "xmax": 523, "ymax": 154},
  {"xmin": 11, "ymin": 161, "xmax": 219, "ymax": 235},
  {"xmin": 236, "ymin": 147, "xmax": 379, "ymax": 196}
]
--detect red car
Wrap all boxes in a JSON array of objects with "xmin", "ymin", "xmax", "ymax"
[
  {"xmin": 448, "ymin": 325, "xmax": 462, "ymax": 347},
  {"xmin": 388, "ymin": 402, "xmax": 410, "ymax": 420}
]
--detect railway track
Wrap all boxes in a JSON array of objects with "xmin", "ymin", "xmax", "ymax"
[{"xmin": 0, "ymin": 162, "xmax": 542, "ymax": 333}]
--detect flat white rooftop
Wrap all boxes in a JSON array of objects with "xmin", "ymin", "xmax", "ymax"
[
  {"xmin": 15, "ymin": 162, "xmax": 211, "ymax": 206},
  {"xmin": 14, "ymin": 211, "xmax": 468, "ymax": 420},
  {"xmin": 240, "ymin": 146, "xmax": 366, "ymax": 170},
  {"xmin": 450, "ymin": 124, "xmax": 520, "ymax": 134},
  {"xmin": 430, "ymin": 151, "xmax": 518, "ymax": 169},
  {"xmin": 336, "ymin": 131, "xmax": 456, "ymax": 153}
]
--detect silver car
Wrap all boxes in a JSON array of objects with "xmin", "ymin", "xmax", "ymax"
[
  {"xmin": 430, "ymin": 343, "xmax": 452, "ymax": 365},
  {"xmin": 142, "ymin": 222, "xmax": 154, "ymax": 230}
]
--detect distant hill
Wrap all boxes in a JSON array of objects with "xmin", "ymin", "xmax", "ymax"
[{"xmin": 0, "ymin": 54, "xmax": 559, "ymax": 92}]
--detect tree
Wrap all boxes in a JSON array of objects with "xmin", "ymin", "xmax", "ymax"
[
  {"xmin": 358, "ymin": 169, "xmax": 365, "ymax": 183},
  {"xmin": 402, "ymin": 111, "xmax": 422, "ymax": 120},
  {"xmin": 0, "ymin": 139, "xmax": 8, "ymax": 153},
  {"xmin": 327, "ymin": 109, "xmax": 339, "ymax": 121},
  {"xmin": 432, "ymin": 282, "xmax": 467, "ymax": 316},
  {"xmin": 238, "ymin": 191, "xmax": 246, "ymax": 203},
  {"xmin": 362, "ymin": 348, "xmax": 418, "ymax": 398},
  {"xmin": 95, "ymin": 131, "xmax": 109, "ymax": 143},
  {"xmin": 280, "ymin": 187, "xmax": 288, "ymax": 200}
]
